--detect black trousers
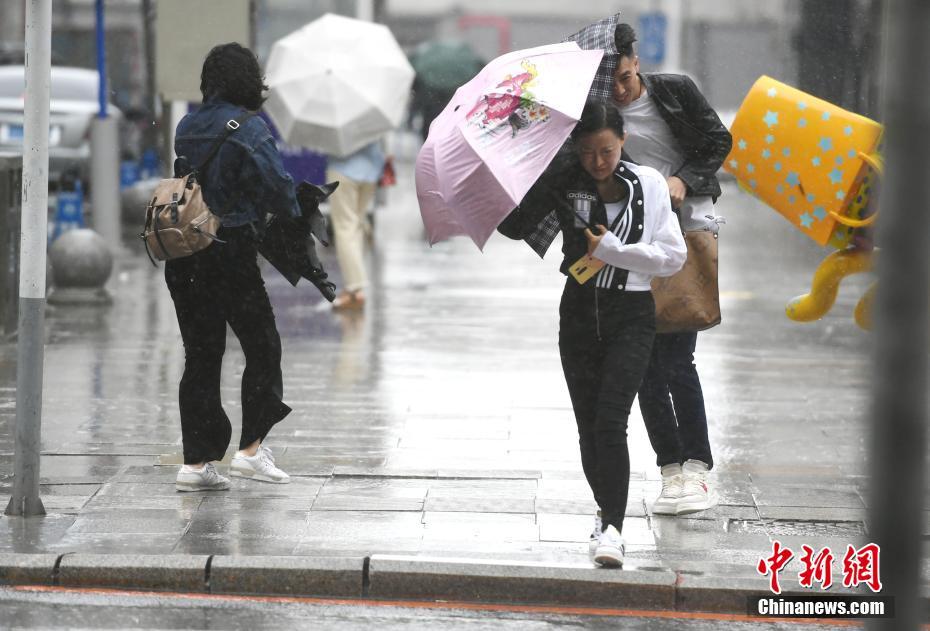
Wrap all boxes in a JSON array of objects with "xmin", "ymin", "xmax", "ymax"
[
  {"xmin": 558, "ymin": 281, "xmax": 656, "ymax": 533},
  {"xmin": 638, "ymin": 331, "xmax": 714, "ymax": 469},
  {"xmin": 165, "ymin": 226, "xmax": 291, "ymax": 465}
]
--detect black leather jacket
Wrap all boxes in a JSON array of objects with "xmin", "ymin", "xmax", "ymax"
[{"xmin": 640, "ymin": 73, "xmax": 732, "ymax": 199}]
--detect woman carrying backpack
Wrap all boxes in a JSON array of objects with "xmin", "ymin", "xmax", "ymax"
[{"xmin": 167, "ymin": 43, "xmax": 297, "ymax": 491}]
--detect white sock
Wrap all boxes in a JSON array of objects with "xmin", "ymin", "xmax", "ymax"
[{"xmin": 181, "ymin": 464, "xmax": 205, "ymax": 473}]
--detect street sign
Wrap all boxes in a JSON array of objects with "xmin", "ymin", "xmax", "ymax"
[
  {"xmin": 155, "ymin": 0, "xmax": 250, "ymax": 102},
  {"xmin": 638, "ymin": 12, "xmax": 667, "ymax": 65}
]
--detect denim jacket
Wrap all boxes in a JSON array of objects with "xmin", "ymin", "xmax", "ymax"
[{"xmin": 174, "ymin": 97, "xmax": 300, "ymax": 229}]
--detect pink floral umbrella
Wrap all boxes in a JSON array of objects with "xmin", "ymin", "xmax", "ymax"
[{"xmin": 415, "ymin": 42, "xmax": 603, "ymax": 249}]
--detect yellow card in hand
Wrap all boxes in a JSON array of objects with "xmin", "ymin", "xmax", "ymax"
[{"xmin": 569, "ymin": 255, "xmax": 605, "ymax": 284}]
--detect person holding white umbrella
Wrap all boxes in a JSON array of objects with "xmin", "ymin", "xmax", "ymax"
[
  {"xmin": 262, "ymin": 14, "xmax": 413, "ymax": 157},
  {"xmin": 326, "ymin": 139, "xmax": 387, "ymax": 309},
  {"xmin": 263, "ymin": 13, "xmax": 414, "ymax": 310}
]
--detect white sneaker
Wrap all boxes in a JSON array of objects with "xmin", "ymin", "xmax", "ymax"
[
  {"xmin": 653, "ymin": 463, "xmax": 684, "ymax": 515},
  {"xmin": 588, "ymin": 510, "xmax": 602, "ymax": 557},
  {"xmin": 176, "ymin": 463, "xmax": 230, "ymax": 492},
  {"xmin": 593, "ymin": 524, "xmax": 625, "ymax": 568},
  {"xmin": 230, "ymin": 444, "xmax": 290, "ymax": 484},
  {"xmin": 677, "ymin": 459, "xmax": 719, "ymax": 515}
]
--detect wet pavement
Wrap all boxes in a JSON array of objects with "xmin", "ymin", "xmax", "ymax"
[
  {"xmin": 0, "ymin": 134, "xmax": 879, "ymax": 600},
  {"xmin": 0, "ymin": 586, "xmax": 852, "ymax": 630}
]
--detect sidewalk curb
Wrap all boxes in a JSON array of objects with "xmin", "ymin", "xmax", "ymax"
[
  {"xmin": 209, "ymin": 556, "xmax": 364, "ymax": 597},
  {"xmin": 57, "ymin": 554, "xmax": 210, "ymax": 593},
  {"xmin": 0, "ymin": 553, "xmax": 58, "ymax": 586},
  {"xmin": 366, "ymin": 555, "xmax": 676, "ymax": 609},
  {"xmin": 0, "ymin": 553, "xmax": 877, "ymax": 614},
  {"xmin": 677, "ymin": 575, "xmax": 770, "ymax": 613}
]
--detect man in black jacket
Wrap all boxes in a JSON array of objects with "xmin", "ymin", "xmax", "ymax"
[{"xmin": 609, "ymin": 23, "xmax": 732, "ymax": 517}]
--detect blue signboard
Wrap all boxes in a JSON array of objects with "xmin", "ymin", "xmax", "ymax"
[
  {"xmin": 639, "ymin": 12, "xmax": 667, "ymax": 65},
  {"xmin": 50, "ymin": 181, "xmax": 85, "ymax": 243},
  {"xmin": 120, "ymin": 160, "xmax": 140, "ymax": 189}
]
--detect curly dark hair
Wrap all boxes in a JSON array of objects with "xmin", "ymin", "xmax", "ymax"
[
  {"xmin": 199, "ymin": 42, "xmax": 268, "ymax": 110},
  {"xmin": 613, "ymin": 23, "xmax": 637, "ymax": 59}
]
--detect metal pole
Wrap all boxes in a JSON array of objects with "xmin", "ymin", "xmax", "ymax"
[
  {"xmin": 90, "ymin": 0, "xmax": 121, "ymax": 249},
  {"xmin": 5, "ymin": 0, "xmax": 51, "ymax": 518},
  {"xmin": 867, "ymin": 1, "xmax": 930, "ymax": 629},
  {"xmin": 659, "ymin": 0, "xmax": 682, "ymax": 72},
  {"xmin": 95, "ymin": 0, "xmax": 107, "ymax": 118},
  {"xmin": 356, "ymin": 0, "xmax": 374, "ymax": 22},
  {"xmin": 140, "ymin": 0, "xmax": 159, "ymax": 153}
]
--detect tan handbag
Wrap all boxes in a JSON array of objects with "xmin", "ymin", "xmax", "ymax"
[
  {"xmin": 142, "ymin": 174, "xmax": 222, "ymax": 261},
  {"xmin": 651, "ymin": 229, "xmax": 721, "ymax": 333}
]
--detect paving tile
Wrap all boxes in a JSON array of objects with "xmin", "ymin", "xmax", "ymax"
[
  {"xmin": 49, "ymin": 533, "xmax": 182, "ymax": 554},
  {"xmin": 67, "ymin": 509, "xmax": 193, "ymax": 535},
  {"xmin": 674, "ymin": 505, "xmax": 760, "ymax": 521},
  {"xmin": 185, "ymin": 510, "xmax": 310, "ymax": 539},
  {"xmin": 82, "ymin": 495, "xmax": 204, "ymax": 512},
  {"xmin": 422, "ymin": 517, "xmax": 539, "ymax": 543},
  {"xmin": 198, "ymin": 497, "xmax": 313, "ymax": 512},
  {"xmin": 534, "ymin": 498, "xmax": 598, "ymax": 515},
  {"xmin": 422, "ymin": 512, "xmax": 536, "ymax": 526},
  {"xmin": 752, "ymin": 488, "xmax": 865, "ymax": 509},
  {"xmin": 424, "ymin": 496, "xmax": 534, "ymax": 514},
  {"xmin": 0, "ymin": 514, "xmax": 77, "ymax": 552},
  {"xmin": 757, "ymin": 505, "xmax": 868, "ymax": 522},
  {"xmin": 311, "ymin": 495, "xmax": 424, "ymax": 511},
  {"xmin": 172, "ymin": 535, "xmax": 301, "ymax": 556},
  {"xmin": 426, "ymin": 479, "xmax": 538, "ymax": 493},
  {"xmin": 316, "ymin": 478, "xmax": 429, "ymax": 495},
  {"xmin": 538, "ymin": 513, "xmax": 592, "ymax": 543}
]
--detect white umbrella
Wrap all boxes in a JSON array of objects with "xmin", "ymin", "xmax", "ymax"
[{"xmin": 264, "ymin": 13, "xmax": 415, "ymax": 158}]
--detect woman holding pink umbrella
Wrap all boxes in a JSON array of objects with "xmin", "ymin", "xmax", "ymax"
[{"xmin": 498, "ymin": 101, "xmax": 686, "ymax": 567}]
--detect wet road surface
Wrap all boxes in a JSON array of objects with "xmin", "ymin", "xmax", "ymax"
[{"xmin": 0, "ymin": 585, "xmax": 861, "ymax": 630}]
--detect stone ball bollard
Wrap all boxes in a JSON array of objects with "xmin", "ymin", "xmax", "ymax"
[
  {"xmin": 47, "ymin": 228, "xmax": 113, "ymax": 305},
  {"xmin": 121, "ymin": 177, "xmax": 161, "ymax": 222}
]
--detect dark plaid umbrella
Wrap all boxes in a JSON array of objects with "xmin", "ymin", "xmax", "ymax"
[
  {"xmin": 563, "ymin": 13, "xmax": 622, "ymax": 100},
  {"xmin": 258, "ymin": 181, "xmax": 338, "ymax": 302}
]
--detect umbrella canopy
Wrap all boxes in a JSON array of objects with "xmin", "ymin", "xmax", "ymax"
[
  {"xmin": 563, "ymin": 12, "xmax": 623, "ymax": 100},
  {"xmin": 415, "ymin": 42, "xmax": 603, "ymax": 249},
  {"xmin": 264, "ymin": 13, "xmax": 414, "ymax": 158},
  {"xmin": 410, "ymin": 41, "xmax": 484, "ymax": 94}
]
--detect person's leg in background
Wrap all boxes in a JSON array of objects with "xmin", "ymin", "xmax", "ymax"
[
  {"xmin": 661, "ymin": 331, "xmax": 716, "ymax": 514},
  {"xmin": 638, "ymin": 333, "xmax": 686, "ymax": 515},
  {"xmin": 327, "ymin": 168, "xmax": 373, "ymax": 309}
]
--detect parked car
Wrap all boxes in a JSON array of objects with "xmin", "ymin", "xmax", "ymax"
[{"xmin": 0, "ymin": 65, "xmax": 121, "ymax": 185}]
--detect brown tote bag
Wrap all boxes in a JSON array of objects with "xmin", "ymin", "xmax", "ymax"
[{"xmin": 651, "ymin": 230, "xmax": 721, "ymax": 333}]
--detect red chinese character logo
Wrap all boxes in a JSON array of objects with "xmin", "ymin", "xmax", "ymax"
[
  {"xmin": 798, "ymin": 545, "xmax": 834, "ymax": 589},
  {"xmin": 842, "ymin": 543, "xmax": 882, "ymax": 592},
  {"xmin": 757, "ymin": 540, "xmax": 794, "ymax": 594}
]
